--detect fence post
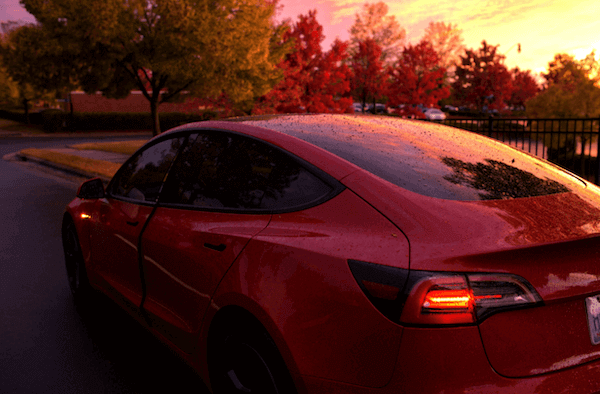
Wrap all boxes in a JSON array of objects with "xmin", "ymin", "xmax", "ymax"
[
  {"xmin": 596, "ymin": 118, "xmax": 600, "ymax": 185},
  {"xmin": 488, "ymin": 115, "xmax": 493, "ymax": 136}
]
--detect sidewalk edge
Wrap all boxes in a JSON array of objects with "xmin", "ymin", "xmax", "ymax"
[{"xmin": 11, "ymin": 152, "xmax": 112, "ymax": 183}]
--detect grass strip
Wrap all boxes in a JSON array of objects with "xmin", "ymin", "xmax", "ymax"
[
  {"xmin": 70, "ymin": 140, "xmax": 147, "ymax": 155},
  {"xmin": 20, "ymin": 148, "xmax": 120, "ymax": 179}
]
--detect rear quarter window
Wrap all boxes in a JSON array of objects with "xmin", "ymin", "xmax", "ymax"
[{"xmin": 160, "ymin": 131, "xmax": 340, "ymax": 212}]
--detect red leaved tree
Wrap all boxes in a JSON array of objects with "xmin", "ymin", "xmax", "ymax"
[
  {"xmin": 388, "ymin": 40, "xmax": 449, "ymax": 117},
  {"xmin": 307, "ymin": 38, "xmax": 353, "ymax": 113},
  {"xmin": 452, "ymin": 41, "xmax": 513, "ymax": 112},
  {"xmin": 351, "ymin": 38, "xmax": 386, "ymax": 112},
  {"xmin": 254, "ymin": 10, "xmax": 352, "ymax": 114},
  {"xmin": 508, "ymin": 67, "xmax": 539, "ymax": 110}
]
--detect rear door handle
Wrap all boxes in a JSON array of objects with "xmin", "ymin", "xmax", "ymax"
[{"xmin": 204, "ymin": 243, "xmax": 226, "ymax": 252}]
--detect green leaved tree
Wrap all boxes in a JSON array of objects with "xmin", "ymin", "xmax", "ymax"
[
  {"xmin": 0, "ymin": 65, "xmax": 19, "ymax": 107},
  {"xmin": 526, "ymin": 52, "xmax": 600, "ymax": 118},
  {"xmin": 0, "ymin": 23, "xmax": 74, "ymax": 123},
  {"xmin": 526, "ymin": 52, "xmax": 600, "ymax": 170},
  {"xmin": 0, "ymin": 27, "xmax": 20, "ymax": 107},
  {"xmin": 22, "ymin": 0, "xmax": 285, "ymax": 135}
]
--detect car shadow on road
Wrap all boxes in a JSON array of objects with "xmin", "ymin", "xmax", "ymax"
[{"xmin": 73, "ymin": 291, "xmax": 209, "ymax": 393}]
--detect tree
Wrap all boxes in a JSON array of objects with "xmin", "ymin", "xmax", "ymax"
[
  {"xmin": 0, "ymin": 65, "xmax": 19, "ymax": 106},
  {"xmin": 254, "ymin": 11, "xmax": 352, "ymax": 114},
  {"xmin": 254, "ymin": 11, "xmax": 321, "ymax": 114},
  {"xmin": 203, "ymin": 17, "xmax": 292, "ymax": 116},
  {"xmin": 542, "ymin": 52, "xmax": 600, "ymax": 88},
  {"xmin": 421, "ymin": 21, "xmax": 464, "ymax": 81},
  {"xmin": 23, "ymin": 0, "xmax": 285, "ymax": 135},
  {"xmin": 452, "ymin": 41, "xmax": 513, "ymax": 112},
  {"xmin": 1, "ymin": 20, "xmax": 27, "ymax": 35},
  {"xmin": 0, "ymin": 24, "xmax": 74, "ymax": 123},
  {"xmin": 349, "ymin": 2, "xmax": 405, "ymax": 63},
  {"xmin": 308, "ymin": 39, "xmax": 353, "ymax": 113},
  {"xmin": 388, "ymin": 40, "xmax": 449, "ymax": 114},
  {"xmin": 0, "ymin": 24, "xmax": 20, "ymax": 106},
  {"xmin": 351, "ymin": 38, "xmax": 386, "ymax": 111},
  {"xmin": 526, "ymin": 52, "xmax": 600, "ymax": 118},
  {"xmin": 525, "ymin": 52, "xmax": 600, "ymax": 171},
  {"xmin": 508, "ymin": 67, "xmax": 539, "ymax": 110}
]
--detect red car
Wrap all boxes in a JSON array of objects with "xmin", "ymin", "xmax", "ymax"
[{"xmin": 63, "ymin": 114, "xmax": 600, "ymax": 393}]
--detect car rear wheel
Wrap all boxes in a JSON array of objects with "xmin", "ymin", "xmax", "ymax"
[
  {"xmin": 62, "ymin": 218, "xmax": 92, "ymax": 306},
  {"xmin": 209, "ymin": 318, "xmax": 297, "ymax": 394}
]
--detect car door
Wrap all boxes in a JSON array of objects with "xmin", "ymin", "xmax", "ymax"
[
  {"xmin": 139, "ymin": 130, "xmax": 336, "ymax": 352},
  {"xmin": 89, "ymin": 136, "xmax": 185, "ymax": 311}
]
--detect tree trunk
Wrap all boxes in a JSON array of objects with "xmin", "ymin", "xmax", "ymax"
[
  {"xmin": 23, "ymin": 98, "xmax": 30, "ymax": 125},
  {"xmin": 361, "ymin": 91, "xmax": 367, "ymax": 114},
  {"xmin": 69, "ymin": 92, "xmax": 74, "ymax": 117},
  {"xmin": 68, "ymin": 92, "xmax": 74, "ymax": 132},
  {"xmin": 150, "ymin": 97, "xmax": 161, "ymax": 136}
]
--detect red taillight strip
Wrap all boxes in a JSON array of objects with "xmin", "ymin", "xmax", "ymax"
[{"xmin": 423, "ymin": 289, "xmax": 472, "ymax": 310}]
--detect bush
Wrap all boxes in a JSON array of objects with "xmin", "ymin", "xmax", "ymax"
[
  {"xmin": 159, "ymin": 111, "xmax": 220, "ymax": 130},
  {"xmin": 33, "ymin": 111, "xmax": 221, "ymax": 132},
  {"xmin": 0, "ymin": 109, "xmax": 42, "ymax": 124},
  {"xmin": 71, "ymin": 112, "xmax": 153, "ymax": 131},
  {"xmin": 40, "ymin": 109, "xmax": 69, "ymax": 132}
]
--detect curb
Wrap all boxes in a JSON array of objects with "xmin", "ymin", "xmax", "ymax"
[{"xmin": 10, "ymin": 152, "xmax": 112, "ymax": 183}]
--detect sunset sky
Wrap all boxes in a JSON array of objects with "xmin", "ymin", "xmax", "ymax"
[
  {"xmin": 1, "ymin": 0, "xmax": 599, "ymax": 77},
  {"xmin": 278, "ymin": 0, "xmax": 600, "ymax": 76}
]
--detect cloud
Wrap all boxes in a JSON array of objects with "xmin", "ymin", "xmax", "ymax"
[{"xmin": 325, "ymin": 0, "xmax": 377, "ymax": 25}]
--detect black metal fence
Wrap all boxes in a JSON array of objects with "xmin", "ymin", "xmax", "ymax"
[{"xmin": 436, "ymin": 117, "xmax": 600, "ymax": 185}]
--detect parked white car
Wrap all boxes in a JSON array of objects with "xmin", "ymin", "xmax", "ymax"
[{"xmin": 423, "ymin": 108, "xmax": 447, "ymax": 120}]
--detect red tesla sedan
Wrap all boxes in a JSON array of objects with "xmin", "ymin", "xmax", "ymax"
[{"xmin": 62, "ymin": 114, "xmax": 600, "ymax": 393}]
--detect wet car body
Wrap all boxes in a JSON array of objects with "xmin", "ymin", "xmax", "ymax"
[{"xmin": 63, "ymin": 114, "xmax": 600, "ymax": 393}]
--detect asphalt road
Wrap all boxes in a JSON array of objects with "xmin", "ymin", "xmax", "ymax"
[{"xmin": 0, "ymin": 136, "xmax": 208, "ymax": 393}]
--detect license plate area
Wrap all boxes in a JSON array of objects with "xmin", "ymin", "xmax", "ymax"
[{"xmin": 585, "ymin": 295, "xmax": 600, "ymax": 345}]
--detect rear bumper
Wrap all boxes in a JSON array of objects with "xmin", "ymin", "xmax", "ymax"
[{"xmin": 298, "ymin": 325, "xmax": 600, "ymax": 394}]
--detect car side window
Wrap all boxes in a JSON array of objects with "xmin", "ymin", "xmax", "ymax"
[
  {"xmin": 160, "ymin": 131, "xmax": 334, "ymax": 211},
  {"xmin": 108, "ymin": 137, "xmax": 185, "ymax": 203}
]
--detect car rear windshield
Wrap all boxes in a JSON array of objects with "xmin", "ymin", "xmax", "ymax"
[{"xmin": 242, "ymin": 115, "xmax": 583, "ymax": 201}]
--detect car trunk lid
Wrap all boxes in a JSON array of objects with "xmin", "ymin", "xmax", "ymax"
[{"xmin": 342, "ymin": 169, "xmax": 600, "ymax": 377}]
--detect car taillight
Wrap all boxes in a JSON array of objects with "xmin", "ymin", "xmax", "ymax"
[
  {"xmin": 468, "ymin": 273, "xmax": 543, "ymax": 321},
  {"xmin": 348, "ymin": 260, "xmax": 543, "ymax": 326}
]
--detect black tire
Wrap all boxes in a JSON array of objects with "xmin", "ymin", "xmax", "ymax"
[
  {"xmin": 62, "ymin": 218, "xmax": 92, "ymax": 306},
  {"xmin": 209, "ymin": 319, "xmax": 297, "ymax": 394}
]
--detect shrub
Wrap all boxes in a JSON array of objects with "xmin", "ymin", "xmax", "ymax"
[{"xmin": 40, "ymin": 109, "xmax": 68, "ymax": 132}]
